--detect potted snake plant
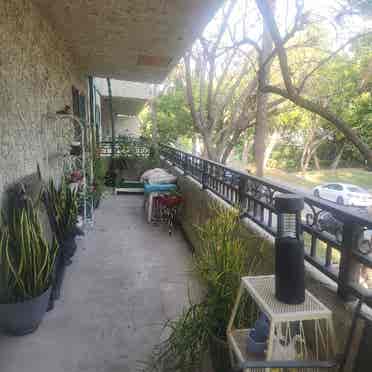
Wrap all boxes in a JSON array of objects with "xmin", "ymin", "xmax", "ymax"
[
  {"xmin": 0, "ymin": 205, "xmax": 58, "ymax": 335},
  {"xmin": 43, "ymin": 179, "xmax": 81, "ymax": 262},
  {"xmin": 42, "ymin": 179, "xmax": 82, "ymax": 306}
]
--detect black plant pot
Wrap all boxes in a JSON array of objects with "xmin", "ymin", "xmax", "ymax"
[
  {"xmin": 70, "ymin": 144, "xmax": 82, "ymax": 156},
  {"xmin": 0, "ymin": 287, "xmax": 52, "ymax": 336},
  {"xmin": 49, "ymin": 251, "xmax": 66, "ymax": 306},
  {"xmin": 93, "ymin": 196, "xmax": 101, "ymax": 209},
  {"xmin": 62, "ymin": 233, "xmax": 77, "ymax": 261},
  {"xmin": 209, "ymin": 335, "xmax": 234, "ymax": 372}
]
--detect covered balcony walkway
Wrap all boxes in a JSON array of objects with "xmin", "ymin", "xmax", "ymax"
[{"xmin": 0, "ymin": 194, "xmax": 197, "ymax": 372}]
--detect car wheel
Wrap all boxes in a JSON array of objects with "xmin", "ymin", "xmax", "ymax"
[
  {"xmin": 336, "ymin": 196, "xmax": 344, "ymax": 205},
  {"xmin": 314, "ymin": 189, "xmax": 320, "ymax": 198},
  {"xmin": 359, "ymin": 240, "xmax": 372, "ymax": 255}
]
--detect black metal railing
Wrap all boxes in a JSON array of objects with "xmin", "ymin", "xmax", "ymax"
[
  {"xmin": 100, "ymin": 136, "xmax": 151, "ymax": 158},
  {"xmin": 160, "ymin": 144, "xmax": 372, "ymax": 304}
]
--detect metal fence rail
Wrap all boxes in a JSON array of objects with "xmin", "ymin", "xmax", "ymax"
[
  {"xmin": 100, "ymin": 137, "xmax": 151, "ymax": 158},
  {"xmin": 160, "ymin": 144, "xmax": 372, "ymax": 304}
]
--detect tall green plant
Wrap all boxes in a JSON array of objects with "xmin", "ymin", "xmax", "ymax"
[
  {"xmin": 147, "ymin": 206, "xmax": 272, "ymax": 372},
  {"xmin": 194, "ymin": 207, "xmax": 268, "ymax": 339},
  {"xmin": 0, "ymin": 206, "xmax": 58, "ymax": 304},
  {"xmin": 43, "ymin": 179, "xmax": 78, "ymax": 243}
]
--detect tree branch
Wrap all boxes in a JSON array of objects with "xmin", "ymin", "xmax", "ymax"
[
  {"xmin": 298, "ymin": 31, "xmax": 372, "ymax": 91},
  {"xmin": 262, "ymin": 84, "xmax": 372, "ymax": 163}
]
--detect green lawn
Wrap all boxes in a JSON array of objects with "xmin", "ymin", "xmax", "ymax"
[
  {"xmin": 228, "ymin": 159, "xmax": 372, "ymax": 191},
  {"xmin": 264, "ymin": 168, "xmax": 372, "ymax": 191}
]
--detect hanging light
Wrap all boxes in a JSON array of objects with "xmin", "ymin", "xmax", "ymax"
[{"xmin": 275, "ymin": 194, "xmax": 305, "ymax": 305}]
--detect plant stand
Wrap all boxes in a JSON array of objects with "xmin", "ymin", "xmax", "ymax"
[
  {"xmin": 227, "ymin": 275, "xmax": 337, "ymax": 371},
  {"xmin": 44, "ymin": 113, "xmax": 95, "ymax": 228}
]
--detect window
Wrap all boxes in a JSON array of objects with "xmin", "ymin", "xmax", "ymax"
[
  {"xmin": 72, "ymin": 86, "xmax": 86, "ymax": 121},
  {"xmin": 326, "ymin": 184, "xmax": 343, "ymax": 191},
  {"xmin": 347, "ymin": 186, "xmax": 367, "ymax": 194}
]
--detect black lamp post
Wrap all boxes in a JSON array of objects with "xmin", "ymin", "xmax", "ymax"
[{"xmin": 275, "ymin": 194, "xmax": 305, "ymax": 305}]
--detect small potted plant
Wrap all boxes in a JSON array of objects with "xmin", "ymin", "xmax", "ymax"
[{"xmin": 0, "ymin": 205, "xmax": 58, "ymax": 335}]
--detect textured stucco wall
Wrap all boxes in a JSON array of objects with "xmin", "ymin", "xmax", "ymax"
[
  {"xmin": 0, "ymin": 0, "xmax": 86, "ymax": 205},
  {"xmin": 162, "ymin": 161, "xmax": 366, "ymax": 370}
]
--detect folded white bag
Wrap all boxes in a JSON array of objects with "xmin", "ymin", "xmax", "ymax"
[{"xmin": 140, "ymin": 168, "xmax": 177, "ymax": 184}]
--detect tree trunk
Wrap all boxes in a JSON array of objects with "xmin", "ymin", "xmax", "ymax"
[
  {"xmin": 300, "ymin": 148, "xmax": 308, "ymax": 172},
  {"xmin": 313, "ymin": 152, "xmax": 321, "ymax": 170},
  {"xmin": 221, "ymin": 130, "xmax": 243, "ymax": 164},
  {"xmin": 192, "ymin": 135, "xmax": 197, "ymax": 155},
  {"xmin": 242, "ymin": 138, "xmax": 253, "ymax": 163},
  {"xmin": 263, "ymin": 130, "xmax": 280, "ymax": 170},
  {"xmin": 330, "ymin": 144, "xmax": 345, "ymax": 170},
  {"xmin": 301, "ymin": 126, "xmax": 317, "ymax": 172},
  {"xmin": 254, "ymin": 0, "xmax": 275, "ymax": 177},
  {"xmin": 200, "ymin": 129, "xmax": 219, "ymax": 161},
  {"xmin": 302, "ymin": 151, "xmax": 312, "ymax": 172}
]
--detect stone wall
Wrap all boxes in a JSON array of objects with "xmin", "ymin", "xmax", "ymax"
[
  {"xmin": 163, "ymin": 162, "xmax": 367, "ymax": 371},
  {"xmin": 0, "ymin": 0, "xmax": 86, "ymax": 206}
]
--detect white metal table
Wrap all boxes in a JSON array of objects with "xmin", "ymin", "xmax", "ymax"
[{"xmin": 227, "ymin": 275, "xmax": 337, "ymax": 371}]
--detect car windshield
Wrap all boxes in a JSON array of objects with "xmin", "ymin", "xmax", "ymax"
[{"xmin": 347, "ymin": 186, "xmax": 368, "ymax": 194}]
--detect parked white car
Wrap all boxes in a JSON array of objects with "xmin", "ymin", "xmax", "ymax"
[{"xmin": 312, "ymin": 183, "xmax": 372, "ymax": 207}]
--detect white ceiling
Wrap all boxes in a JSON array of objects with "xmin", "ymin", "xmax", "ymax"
[
  {"xmin": 103, "ymin": 97, "xmax": 146, "ymax": 116},
  {"xmin": 33, "ymin": 0, "xmax": 222, "ymax": 83},
  {"xmin": 94, "ymin": 78, "xmax": 153, "ymax": 99}
]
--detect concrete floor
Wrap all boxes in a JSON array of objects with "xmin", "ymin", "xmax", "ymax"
[{"xmin": 0, "ymin": 194, "xmax": 198, "ymax": 372}]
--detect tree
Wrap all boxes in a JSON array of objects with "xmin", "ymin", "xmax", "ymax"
[
  {"xmin": 182, "ymin": 0, "xmax": 284, "ymax": 164},
  {"xmin": 255, "ymin": 0, "xmax": 372, "ymax": 167},
  {"xmin": 254, "ymin": 0, "xmax": 275, "ymax": 176},
  {"xmin": 150, "ymin": 84, "xmax": 159, "ymax": 154},
  {"xmin": 140, "ymin": 78, "xmax": 194, "ymax": 147}
]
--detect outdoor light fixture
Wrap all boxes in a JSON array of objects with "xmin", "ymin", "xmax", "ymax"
[{"xmin": 275, "ymin": 194, "xmax": 305, "ymax": 305}]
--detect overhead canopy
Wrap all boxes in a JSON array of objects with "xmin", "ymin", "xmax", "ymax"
[
  {"xmin": 94, "ymin": 78, "xmax": 153, "ymax": 100},
  {"xmin": 103, "ymin": 97, "xmax": 146, "ymax": 116},
  {"xmin": 32, "ymin": 0, "xmax": 222, "ymax": 83}
]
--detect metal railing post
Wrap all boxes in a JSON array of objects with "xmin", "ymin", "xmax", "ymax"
[
  {"xmin": 159, "ymin": 143, "xmax": 372, "ymax": 303},
  {"xmin": 239, "ymin": 175, "xmax": 248, "ymax": 215},
  {"xmin": 202, "ymin": 160, "xmax": 208, "ymax": 189},
  {"xmin": 338, "ymin": 222, "xmax": 363, "ymax": 300},
  {"xmin": 183, "ymin": 154, "xmax": 189, "ymax": 175}
]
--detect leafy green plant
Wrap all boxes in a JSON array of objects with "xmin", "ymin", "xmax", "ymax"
[
  {"xmin": 147, "ymin": 205, "xmax": 272, "ymax": 372},
  {"xmin": 42, "ymin": 179, "xmax": 78, "ymax": 243},
  {"xmin": 0, "ymin": 205, "xmax": 58, "ymax": 304},
  {"xmin": 93, "ymin": 151, "xmax": 107, "ymax": 203}
]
